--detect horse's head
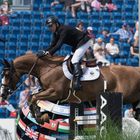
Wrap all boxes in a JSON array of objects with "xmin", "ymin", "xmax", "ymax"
[{"xmin": 0, "ymin": 59, "xmax": 16, "ymax": 101}]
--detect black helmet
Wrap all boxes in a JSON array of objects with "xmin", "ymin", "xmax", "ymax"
[{"xmin": 46, "ymin": 16, "xmax": 59, "ymax": 26}]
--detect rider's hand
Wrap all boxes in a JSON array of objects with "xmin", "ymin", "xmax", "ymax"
[{"xmin": 37, "ymin": 51, "xmax": 50, "ymax": 58}]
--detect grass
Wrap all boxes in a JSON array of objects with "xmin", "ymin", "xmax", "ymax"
[{"xmin": 75, "ymin": 120, "xmax": 140, "ymax": 140}]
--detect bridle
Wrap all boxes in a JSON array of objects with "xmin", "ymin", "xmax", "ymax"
[
  {"xmin": 0, "ymin": 57, "xmax": 40, "ymax": 101},
  {"xmin": 0, "ymin": 64, "xmax": 16, "ymax": 100}
]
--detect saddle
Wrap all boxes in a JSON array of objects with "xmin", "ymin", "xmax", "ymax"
[{"xmin": 62, "ymin": 55, "xmax": 100, "ymax": 81}]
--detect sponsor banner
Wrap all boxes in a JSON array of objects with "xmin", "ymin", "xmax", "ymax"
[
  {"xmin": 22, "ymin": 107, "xmax": 60, "ymax": 131},
  {"xmin": 0, "ymin": 119, "xmax": 16, "ymax": 140},
  {"xmin": 21, "ymin": 107, "xmax": 69, "ymax": 133},
  {"xmin": 37, "ymin": 100, "xmax": 96, "ymax": 116}
]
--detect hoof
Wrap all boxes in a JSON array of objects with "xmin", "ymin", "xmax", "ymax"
[
  {"xmin": 35, "ymin": 113, "xmax": 50, "ymax": 125},
  {"xmin": 36, "ymin": 118, "xmax": 44, "ymax": 125},
  {"xmin": 41, "ymin": 113, "xmax": 50, "ymax": 123}
]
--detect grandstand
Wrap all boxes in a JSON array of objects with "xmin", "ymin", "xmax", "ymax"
[{"xmin": 0, "ymin": 0, "xmax": 138, "ymax": 117}]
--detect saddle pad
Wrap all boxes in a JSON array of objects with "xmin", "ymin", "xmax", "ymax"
[{"xmin": 62, "ymin": 56, "xmax": 100, "ymax": 81}]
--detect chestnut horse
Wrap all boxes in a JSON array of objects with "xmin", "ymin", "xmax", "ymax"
[{"xmin": 1, "ymin": 53, "xmax": 140, "ymax": 123}]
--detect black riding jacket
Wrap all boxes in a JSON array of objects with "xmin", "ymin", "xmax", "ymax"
[{"xmin": 47, "ymin": 25, "xmax": 91, "ymax": 55}]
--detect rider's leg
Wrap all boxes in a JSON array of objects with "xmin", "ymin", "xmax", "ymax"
[
  {"xmin": 71, "ymin": 39, "xmax": 92, "ymax": 90},
  {"xmin": 73, "ymin": 62, "xmax": 82, "ymax": 90}
]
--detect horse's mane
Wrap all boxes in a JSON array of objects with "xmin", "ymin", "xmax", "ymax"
[
  {"xmin": 43, "ymin": 55, "xmax": 65, "ymax": 62},
  {"xmin": 14, "ymin": 53, "xmax": 65, "ymax": 63}
]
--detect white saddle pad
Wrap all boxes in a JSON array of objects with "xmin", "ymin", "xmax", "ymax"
[{"xmin": 62, "ymin": 56, "xmax": 100, "ymax": 81}]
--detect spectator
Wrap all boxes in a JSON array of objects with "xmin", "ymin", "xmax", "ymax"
[
  {"xmin": 105, "ymin": 37, "xmax": 120, "ymax": 64},
  {"xmin": 105, "ymin": 2, "xmax": 117, "ymax": 11},
  {"xmin": 0, "ymin": 0, "xmax": 12, "ymax": 26},
  {"xmin": 82, "ymin": 26, "xmax": 95, "ymax": 62},
  {"xmin": 0, "ymin": 0, "xmax": 12, "ymax": 15},
  {"xmin": 51, "ymin": 0, "xmax": 72, "ymax": 11},
  {"xmin": 76, "ymin": 21, "xmax": 84, "ymax": 32},
  {"xmin": 99, "ymin": 0, "xmax": 112, "ymax": 5},
  {"xmin": 71, "ymin": 0, "xmax": 93, "ymax": 18},
  {"xmin": 124, "ymin": 107, "xmax": 135, "ymax": 118},
  {"xmin": 24, "ymin": 75, "xmax": 40, "ymax": 92},
  {"xmin": 100, "ymin": 29, "xmax": 110, "ymax": 44},
  {"xmin": 0, "ymin": 9, "xmax": 9, "ymax": 25},
  {"xmin": 86, "ymin": 26, "xmax": 95, "ymax": 42},
  {"xmin": 130, "ymin": 21, "xmax": 139, "ymax": 58},
  {"xmin": 19, "ymin": 87, "xmax": 30, "ymax": 108},
  {"xmin": 110, "ymin": 23, "xmax": 133, "ymax": 43},
  {"xmin": 130, "ymin": 45, "xmax": 139, "ymax": 57},
  {"xmin": 19, "ymin": 75, "xmax": 40, "ymax": 108},
  {"xmin": 133, "ymin": 21, "xmax": 139, "ymax": 47},
  {"xmin": 91, "ymin": 0, "xmax": 116, "ymax": 11},
  {"xmin": 51, "ymin": 0, "xmax": 61, "ymax": 7},
  {"xmin": 91, "ymin": 0, "xmax": 102, "ymax": 11},
  {"xmin": 135, "ymin": 21, "xmax": 139, "ymax": 31},
  {"xmin": 65, "ymin": 0, "xmax": 75, "ymax": 11},
  {"xmin": 71, "ymin": 0, "xmax": 81, "ymax": 18},
  {"xmin": 84, "ymin": 47, "xmax": 95, "ymax": 61},
  {"xmin": 0, "ymin": 100, "xmax": 17, "ymax": 117},
  {"xmin": 93, "ymin": 37, "xmax": 110, "ymax": 66},
  {"xmin": 81, "ymin": 0, "xmax": 92, "ymax": 13}
]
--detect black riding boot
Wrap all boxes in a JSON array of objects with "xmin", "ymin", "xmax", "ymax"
[{"xmin": 73, "ymin": 63, "xmax": 82, "ymax": 90}]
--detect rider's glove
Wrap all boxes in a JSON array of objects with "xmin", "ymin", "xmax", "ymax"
[{"xmin": 37, "ymin": 50, "xmax": 50, "ymax": 58}]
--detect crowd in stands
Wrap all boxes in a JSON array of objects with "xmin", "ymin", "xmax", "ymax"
[
  {"xmin": 51, "ymin": 0, "xmax": 117, "ymax": 18},
  {"xmin": 74, "ymin": 20, "xmax": 139, "ymax": 66}
]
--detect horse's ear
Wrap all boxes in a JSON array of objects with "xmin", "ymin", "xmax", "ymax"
[{"xmin": 2, "ymin": 59, "xmax": 10, "ymax": 68}]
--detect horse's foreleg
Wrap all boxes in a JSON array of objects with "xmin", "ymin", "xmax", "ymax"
[{"xmin": 31, "ymin": 87, "xmax": 58, "ymax": 102}]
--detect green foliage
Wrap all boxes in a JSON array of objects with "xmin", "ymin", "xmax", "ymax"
[{"xmin": 78, "ymin": 120, "xmax": 140, "ymax": 140}]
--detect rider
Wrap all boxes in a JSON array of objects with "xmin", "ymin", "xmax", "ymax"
[{"xmin": 37, "ymin": 16, "xmax": 92, "ymax": 90}]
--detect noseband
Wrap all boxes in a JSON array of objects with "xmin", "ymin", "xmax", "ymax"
[{"xmin": 0, "ymin": 61, "xmax": 19, "ymax": 99}]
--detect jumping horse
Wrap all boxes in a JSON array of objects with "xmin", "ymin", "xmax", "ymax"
[{"xmin": 1, "ymin": 53, "xmax": 140, "ymax": 124}]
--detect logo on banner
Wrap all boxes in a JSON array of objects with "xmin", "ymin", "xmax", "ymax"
[{"xmin": 100, "ymin": 95, "xmax": 107, "ymax": 137}]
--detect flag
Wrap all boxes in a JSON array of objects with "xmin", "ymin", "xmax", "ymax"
[
  {"xmin": 25, "ymin": 126, "xmax": 39, "ymax": 140},
  {"xmin": 41, "ymin": 120, "xmax": 59, "ymax": 131},
  {"xmin": 10, "ymin": 111, "xmax": 17, "ymax": 117},
  {"xmin": 39, "ymin": 134, "xmax": 56, "ymax": 140}
]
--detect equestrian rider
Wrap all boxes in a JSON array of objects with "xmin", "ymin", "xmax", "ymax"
[{"xmin": 37, "ymin": 16, "xmax": 92, "ymax": 90}]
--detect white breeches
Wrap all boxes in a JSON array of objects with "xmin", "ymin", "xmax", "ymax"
[{"xmin": 71, "ymin": 39, "xmax": 92, "ymax": 64}]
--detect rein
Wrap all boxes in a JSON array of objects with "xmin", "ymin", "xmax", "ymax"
[{"xmin": 11, "ymin": 57, "xmax": 39, "ymax": 95}]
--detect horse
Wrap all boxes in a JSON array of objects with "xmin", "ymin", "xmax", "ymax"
[{"xmin": 1, "ymin": 53, "xmax": 140, "ymax": 124}]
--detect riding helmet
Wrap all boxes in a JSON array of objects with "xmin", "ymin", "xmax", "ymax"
[{"xmin": 46, "ymin": 16, "xmax": 59, "ymax": 26}]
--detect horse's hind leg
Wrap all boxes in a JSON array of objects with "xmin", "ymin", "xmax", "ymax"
[
  {"xmin": 33, "ymin": 104, "xmax": 50, "ymax": 124},
  {"xmin": 28, "ymin": 102, "xmax": 49, "ymax": 124},
  {"xmin": 27, "ymin": 88, "xmax": 56, "ymax": 124}
]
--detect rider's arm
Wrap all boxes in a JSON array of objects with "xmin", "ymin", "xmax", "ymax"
[
  {"xmin": 47, "ymin": 30, "xmax": 66, "ymax": 55},
  {"xmin": 46, "ymin": 34, "xmax": 57, "ymax": 51}
]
